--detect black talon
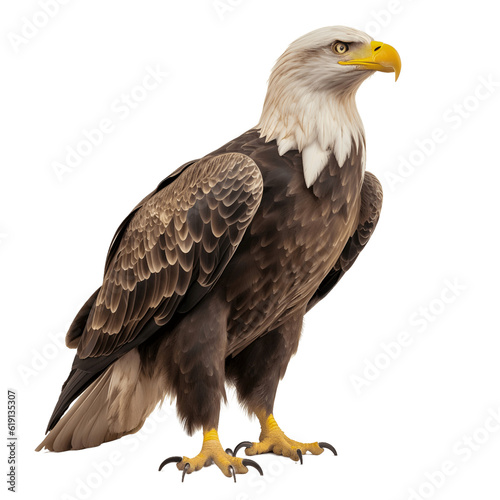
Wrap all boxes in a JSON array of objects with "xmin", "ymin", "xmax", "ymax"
[
  {"xmin": 225, "ymin": 448, "xmax": 234, "ymax": 456},
  {"xmin": 229, "ymin": 465, "xmax": 236, "ymax": 482},
  {"xmin": 318, "ymin": 442, "xmax": 338, "ymax": 456},
  {"xmin": 158, "ymin": 456, "xmax": 182, "ymax": 471},
  {"xmin": 181, "ymin": 463, "xmax": 190, "ymax": 482},
  {"xmin": 233, "ymin": 441, "xmax": 253, "ymax": 456},
  {"xmin": 296, "ymin": 449, "xmax": 303, "ymax": 465},
  {"xmin": 242, "ymin": 458, "xmax": 264, "ymax": 476}
]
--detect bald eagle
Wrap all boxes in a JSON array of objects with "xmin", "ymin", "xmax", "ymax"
[{"xmin": 36, "ymin": 26, "xmax": 401, "ymax": 480}]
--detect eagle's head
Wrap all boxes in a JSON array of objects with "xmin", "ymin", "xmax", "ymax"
[{"xmin": 257, "ymin": 26, "xmax": 401, "ymax": 187}]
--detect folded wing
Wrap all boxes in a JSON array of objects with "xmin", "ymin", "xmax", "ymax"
[{"xmin": 46, "ymin": 152, "xmax": 263, "ymax": 431}]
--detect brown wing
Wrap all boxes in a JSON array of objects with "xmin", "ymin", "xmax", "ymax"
[
  {"xmin": 65, "ymin": 159, "xmax": 197, "ymax": 349},
  {"xmin": 76, "ymin": 152, "xmax": 263, "ymax": 359},
  {"xmin": 307, "ymin": 171, "xmax": 383, "ymax": 311},
  {"xmin": 45, "ymin": 153, "xmax": 263, "ymax": 432}
]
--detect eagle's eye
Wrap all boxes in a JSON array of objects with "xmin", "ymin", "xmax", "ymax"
[{"xmin": 332, "ymin": 42, "xmax": 349, "ymax": 55}]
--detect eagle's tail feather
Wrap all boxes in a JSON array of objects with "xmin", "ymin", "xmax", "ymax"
[{"xmin": 36, "ymin": 349, "xmax": 166, "ymax": 452}]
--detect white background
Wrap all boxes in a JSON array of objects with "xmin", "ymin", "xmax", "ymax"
[{"xmin": 2, "ymin": 1, "xmax": 499, "ymax": 499}]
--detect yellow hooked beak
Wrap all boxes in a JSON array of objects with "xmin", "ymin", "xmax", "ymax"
[{"xmin": 339, "ymin": 41, "xmax": 401, "ymax": 81}]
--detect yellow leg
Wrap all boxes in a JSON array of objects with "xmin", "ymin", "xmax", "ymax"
[
  {"xmin": 244, "ymin": 411, "xmax": 331, "ymax": 462},
  {"xmin": 160, "ymin": 428, "xmax": 263, "ymax": 480}
]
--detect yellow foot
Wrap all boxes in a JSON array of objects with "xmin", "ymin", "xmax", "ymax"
[
  {"xmin": 159, "ymin": 429, "xmax": 263, "ymax": 481},
  {"xmin": 235, "ymin": 413, "xmax": 337, "ymax": 463}
]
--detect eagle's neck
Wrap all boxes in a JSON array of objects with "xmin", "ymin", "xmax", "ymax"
[{"xmin": 257, "ymin": 86, "xmax": 366, "ymax": 188}]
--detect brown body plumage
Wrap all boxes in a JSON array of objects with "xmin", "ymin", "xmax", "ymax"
[
  {"xmin": 36, "ymin": 128, "xmax": 381, "ymax": 451},
  {"xmin": 37, "ymin": 27, "xmax": 399, "ymax": 477}
]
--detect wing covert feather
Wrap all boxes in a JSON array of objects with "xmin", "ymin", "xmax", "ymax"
[{"xmin": 76, "ymin": 153, "xmax": 263, "ymax": 359}]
